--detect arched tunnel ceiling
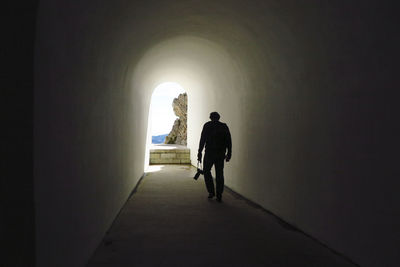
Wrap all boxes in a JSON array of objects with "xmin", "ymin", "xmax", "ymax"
[
  {"xmin": 131, "ymin": 35, "xmax": 247, "ymax": 128},
  {"xmin": 134, "ymin": 35, "xmax": 248, "ymax": 171}
]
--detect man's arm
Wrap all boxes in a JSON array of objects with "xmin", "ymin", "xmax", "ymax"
[
  {"xmin": 197, "ymin": 124, "xmax": 207, "ymax": 162},
  {"xmin": 225, "ymin": 125, "xmax": 232, "ymax": 162}
]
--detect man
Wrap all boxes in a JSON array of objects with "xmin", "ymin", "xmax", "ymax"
[{"xmin": 197, "ymin": 112, "xmax": 232, "ymax": 202}]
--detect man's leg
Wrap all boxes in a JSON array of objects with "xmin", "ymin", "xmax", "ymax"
[
  {"xmin": 215, "ymin": 157, "xmax": 225, "ymax": 201},
  {"xmin": 203, "ymin": 153, "xmax": 215, "ymax": 197}
]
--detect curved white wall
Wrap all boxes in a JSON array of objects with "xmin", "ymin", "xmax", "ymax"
[
  {"xmin": 35, "ymin": 1, "xmax": 398, "ymax": 266},
  {"xmin": 134, "ymin": 36, "xmax": 245, "ymax": 171}
]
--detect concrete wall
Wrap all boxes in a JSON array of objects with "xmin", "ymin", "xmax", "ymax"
[
  {"xmin": 3, "ymin": 2, "xmax": 38, "ymax": 266},
  {"xmin": 34, "ymin": 1, "xmax": 398, "ymax": 266}
]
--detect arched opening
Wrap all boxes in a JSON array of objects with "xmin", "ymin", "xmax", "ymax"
[
  {"xmin": 133, "ymin": 36, "xmax": 245, "ymax": 173},
  {"xmin": 144, "ymin": 82, "xmax": 188, "ymax": 169}
]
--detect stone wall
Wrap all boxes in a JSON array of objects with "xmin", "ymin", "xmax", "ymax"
[{"xmin": 150, "ymin": 147, "xmax": 190, "ymax": 164}]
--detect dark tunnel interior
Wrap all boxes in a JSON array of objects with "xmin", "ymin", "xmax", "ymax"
[{"xmin": 3, "ymin": 1, "xmax": 399, "ymax": 266}]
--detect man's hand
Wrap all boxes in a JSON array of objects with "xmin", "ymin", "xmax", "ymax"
[
  {"xmin": 225, "ymin": 153, "xmax": 231, "ymax": 162},
  {"xmin": 197, "ymin": 152, "xmax": 202, "ymax": 163}
]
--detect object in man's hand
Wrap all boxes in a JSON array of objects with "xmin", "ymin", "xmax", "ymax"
[{"xmin": 193, "ymin": 168, "xmax": 204, "ymax": 180}]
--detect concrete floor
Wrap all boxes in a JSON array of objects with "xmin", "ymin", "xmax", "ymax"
[{"xmin": 87, "ymin": 165, "xmax": 355, "ymax": 267}]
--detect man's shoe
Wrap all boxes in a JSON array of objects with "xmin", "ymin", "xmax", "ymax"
[
  {"xmin": 208, "ymin": 193, "xmax": 215, "ymax": 199},
  {"xmin": 216, "ymin": 196, "xmax": 222, "ymax": 202}
]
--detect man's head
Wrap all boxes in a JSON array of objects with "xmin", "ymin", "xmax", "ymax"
[{"xmin": 209, "ymin": 112, "xmax": 220, "ymax": 121}]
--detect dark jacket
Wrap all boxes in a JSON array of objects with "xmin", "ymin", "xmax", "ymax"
[{"xmin": 198, "ymin": 120, "xmax": 232, "ymax": 157}]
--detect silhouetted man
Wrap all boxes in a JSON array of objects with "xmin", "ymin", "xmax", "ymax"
[{"xmin": 198, "ymin": 112, "xmax": 232, "ymax": 202}]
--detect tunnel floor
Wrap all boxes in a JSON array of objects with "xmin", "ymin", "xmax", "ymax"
[{"xmin": 87, "ymin": 165, "xmax": 354, "ymax": 267}]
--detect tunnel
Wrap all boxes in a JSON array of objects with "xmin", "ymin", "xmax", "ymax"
[{"xmin": 4, "ymin": 1, "xmax": 399, "ymax": 267}]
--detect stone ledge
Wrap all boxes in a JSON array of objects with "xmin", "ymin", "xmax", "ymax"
[
  {"xmin": 177, "ymin": 153, "xmax": 190, "ymax": 159},
  {"xmin": 150, "ymin": 158, "xmax": 180, "ymax": 164},
  {"xmin": 150, "ymin": 149, "xmax": 190, "ymax": 153},
  {"xmin": 149, "ymin": 158, "xmax": 191, "ymax": 164},
  {"xmin": 160, "ymin": 153, "xmax": 177, "ymax": 159},
  {"xmin": 149, "ymin": 146, "xmax": 191, "ymax": 165},
  {"xmin": 150, "ymin": 153, "xmax": 160, "ymax": 159}
]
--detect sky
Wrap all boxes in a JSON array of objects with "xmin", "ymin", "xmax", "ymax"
[{"xmin": 150, "ymin": 82, "xmax": 186, "ymax": 136}]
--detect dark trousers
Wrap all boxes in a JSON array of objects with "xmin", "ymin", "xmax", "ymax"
[{"xmin": 203, "ymin": 152, "xmax": 225, "ymax": 198}]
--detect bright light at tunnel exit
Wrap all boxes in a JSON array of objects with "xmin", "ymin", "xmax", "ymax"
[{"xmin": 150, "ymin": 82, "xmax": 186, "ymax": 136}]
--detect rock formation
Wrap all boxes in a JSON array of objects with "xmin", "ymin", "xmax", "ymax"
[{"xmin": 165, "ymin": 93, "xmax": 187, "ymax": 145}]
